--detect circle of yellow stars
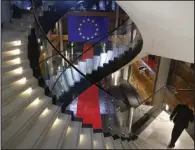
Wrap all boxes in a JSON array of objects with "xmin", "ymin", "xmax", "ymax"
[{"xmin": 78, "ymin": 18, "xmax": 99, "ymax": 40}]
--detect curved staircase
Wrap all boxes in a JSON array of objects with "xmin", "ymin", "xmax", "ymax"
[
  {"xmin": 47, "ymin": 33, "xmax": 142, "ymax": 109},
  {"xmin": 1, "ymin": 7, "xmax": 158, "ymax": 150}
]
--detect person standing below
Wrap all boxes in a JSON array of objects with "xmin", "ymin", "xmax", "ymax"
[
  {"xmin": 168, "ymin": 104, "xmax": 193, "ymax": 148},
  {"xmin": 28, "ymin": 28, "xmax": 41, "ymax": 78}
]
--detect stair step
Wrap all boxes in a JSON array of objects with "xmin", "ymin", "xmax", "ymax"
[
  {"xmin": 2, "ymin": 29, "xmax": 28, "ymax": 43},
  {"xmin": 2, "ymin": 42, "xmax": 27, "ymax": 51},
  {"xmin": 4, "ymin": 24, "xmax": 31, "ymax": 33},
  {"xmin": 2, "ymin": 59, "xmax": 29, "ymax": 73},
  {"xmin": 56, "ymin": 71, "xmax": 69, "ymax": 92},
  {"xmin": 61, "ymin": 73, "xmax": 70, "ymax": 92},
  {"xmin": 2, "ymin": 68, "xmax": 33, "ymax": 88},
  {"xmin": 39, "ymin": 113, "xmax": 71, "ymax": 149},
  {"xmin": 121, "ymin": 140, "xmax": 131, "ymax": 149},
  {"xmin": 2, "ymin": 87, "xmax": 45, "ymax": 129},
  {"xmin": 93, "ymin": 56, "xmax": 100, "ymax": 70},
  {"xmin": 50, "ymin": 76, "xmax": 64, "ymax": 95},
  {"xmin": 132, "ymin": 140, "xmax": 143, "ymax": 149},
  {"xmin": 2, "ymin": 57, "xmax": 29, "ymax": 67},
  {"xmin": 71, "ymin": 64, "xmax": 81, "ymax": 82},
  {"xmin": 46, "ymin": 78, "xmax": 62, "ymax": 98},
  {"xmin": 2, "ymin": 77, "xmax": 38, "ymax": 103},
  {"xmin": 100, "ymin": 53, "xmax": 107, "ymax": 67},
  {"xmin": 113, "ymin": 139, "xmax": 124, "ymax": 149},
  {"xmin": 78, "ymin": 127, "xmax": 93, "ymax": 149},
  {"xmin": 2, "ymin": 96, "xmax": 52, "ymax": 149},
  {"xmin": 78, "ymin": 61, "xmax": 87, "ymax": 76},
  {"xmin": 137, "ymin": 138, "xmax": 154, "ymax": 149},
  {"xmin": 93, "ymin": 133, "xmax": 106, "ymax": 149},
  {"xmin": 64, "ymin": 68, "xmax": 75, "ymax": 86},
  {"xmin": 12, "ymin": 21, "xmax": 34, "ymax": 28},
  {"xmin": 128, "ymin": 141, "xmax": 138, "ymax": 149},
  {"xmin": 112, "ymin": 48, "xmax": 120, "ymax": 59},
  {"xmin": 104, "ymin": 137, "xmax": 115, "ymax": 149},
  {"xmin": 12, "ymin": 18, "xmax": 34, "ymax": 25},
  {"xmin": 2, "ymin": 50, "xmax": 27, "ymax": 62},
  {"xmin": 105, "ymin": 50, "xmax": 113, "ymax": 63},
  {"xmin": 86, "ymin": 58, "xmax": 93, "ymax": 74},
  {"xmin": 2, "ymin": 57, "xmax": 28, "ymax": 67},
  {"xmin": 16, "ymin": 105, "xmax": 60, "ymax": 149},
  {"xmin": 63, "ymin": 121, "xmax": 82, "ymax": 149}
]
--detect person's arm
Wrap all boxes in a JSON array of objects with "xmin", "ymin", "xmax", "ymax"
[{"xmin": 170, "ymin": 105, "xmax": 179, "ymax": 120}]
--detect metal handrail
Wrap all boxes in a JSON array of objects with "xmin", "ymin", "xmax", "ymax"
[{"xmin": 135, "ymin": 85, "xmax": 195, "ymax": 109}]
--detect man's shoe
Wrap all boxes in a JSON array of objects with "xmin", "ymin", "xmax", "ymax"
[{"xmin": 168, "ymin": 143, "xmax": 175, "ymax": 148}]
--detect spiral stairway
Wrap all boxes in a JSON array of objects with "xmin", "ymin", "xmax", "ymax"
[
  {"xmin": 47, "ymin": 36, "xmax": 142, "ymax": 109},
  {"xmin": 1, "ymin": 3, "xmax": 158, "ymax": 150}
]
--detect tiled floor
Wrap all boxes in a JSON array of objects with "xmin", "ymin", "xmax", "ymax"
[{"xmin": 139, "ymin": 111, "xmax": 194, "ymax": 149}]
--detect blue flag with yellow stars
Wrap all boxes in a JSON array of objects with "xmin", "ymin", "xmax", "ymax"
[{"xmin": 68, "ymin": 16, "xmax": 109, "ymax": 42}]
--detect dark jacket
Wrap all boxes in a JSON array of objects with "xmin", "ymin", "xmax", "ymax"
[
  {"xmin": 170, "ymin": 104, "xmax": 193, "ymax": 128},
  {"xmin": 28, "ymin": 33, "xmax": 40, "ymax": 59}
]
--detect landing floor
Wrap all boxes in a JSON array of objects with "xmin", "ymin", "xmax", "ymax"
[{"xmin": 140, "ymin": 111, "xmax": 194, "ymax": 149}]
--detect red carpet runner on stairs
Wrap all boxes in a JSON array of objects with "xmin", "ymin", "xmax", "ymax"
[{"xmin": 76, "ymin": 43, "xmax": 102, "ymax": 129}]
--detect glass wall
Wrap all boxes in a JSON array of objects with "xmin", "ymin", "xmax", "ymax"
[
  {"xmin": 128, "ymin": 55, "xmax": 160, "ymax": 101},
  {"xmin": 167, "ymin": 60, "xmax": 195, "ymax": 111}
]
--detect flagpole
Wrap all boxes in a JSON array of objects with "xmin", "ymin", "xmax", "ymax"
[
  {"xmin": 112, "ymin": 4, "xmax": 119, "ymax": 49},
  {"xmin": 59, "ymin": 19, "xmax": 64, "ymax": 67}
]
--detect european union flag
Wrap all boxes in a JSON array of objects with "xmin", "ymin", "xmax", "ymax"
[{"xmin": 68, "ymin": 16, "xmax": 109, "ymax": 42}]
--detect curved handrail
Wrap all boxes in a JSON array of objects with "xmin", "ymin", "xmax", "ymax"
[
  {"xmin": 135, "ymin": 85, "xmax": 166, "ymax": 109},
  {"xmin": 33, "ymin": 49, "xmax": 65, "ymax": 71},
  {"xmin": 31, "ymin": 1, "xmax": 142, "ymax": 107}
]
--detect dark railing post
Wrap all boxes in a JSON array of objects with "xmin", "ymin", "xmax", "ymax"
[
  {"xmin": 130, "ymin": 23, "xmax": 134, "ymax": 43},
  {"xmin": 127, "ymin": 106, "xmax": 134, "ymax": 135}
]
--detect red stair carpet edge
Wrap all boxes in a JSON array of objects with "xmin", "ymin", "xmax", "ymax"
[{"xmin": 76, "ymin": 43, "xmax": 102, "ymax": 129}]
